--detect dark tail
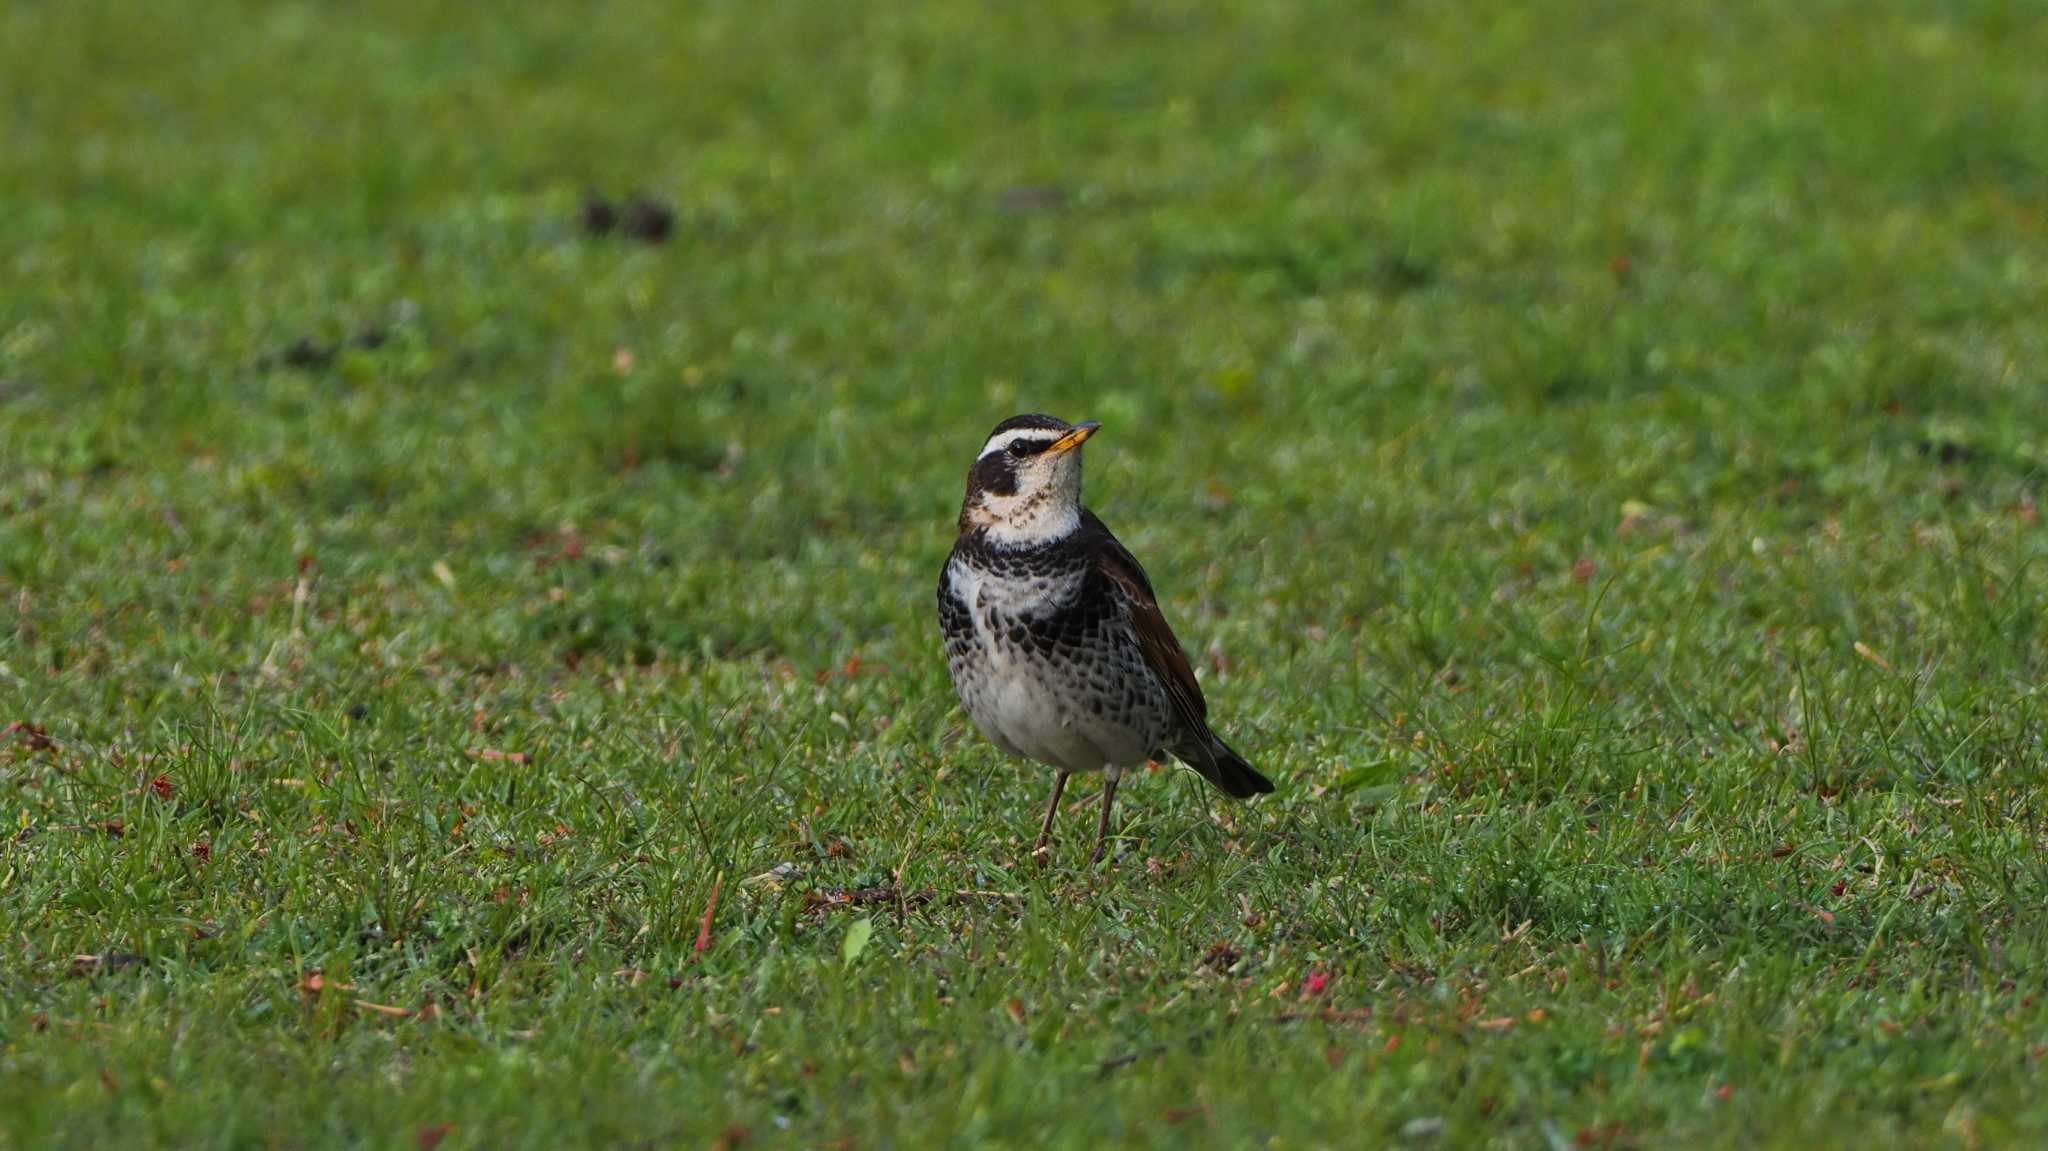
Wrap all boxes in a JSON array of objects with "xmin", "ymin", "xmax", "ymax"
[{"xmin": 1175, "ymin": 729, "xmax": 1274, "ymax": 799}]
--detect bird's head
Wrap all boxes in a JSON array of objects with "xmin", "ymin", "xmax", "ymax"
[{"xmin": 958, "ymin": 413, "xmax": 1100, "ymax": 544}]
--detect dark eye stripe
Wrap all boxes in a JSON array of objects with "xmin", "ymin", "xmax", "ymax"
[{"xmin": 1006, "ymin": 437, "xmax": 1052, "ymax": 457}]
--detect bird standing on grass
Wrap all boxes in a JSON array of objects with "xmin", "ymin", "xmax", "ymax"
[{"xmin": 937, "ymin": 414, "xmax": 1273, "ymax": 865}]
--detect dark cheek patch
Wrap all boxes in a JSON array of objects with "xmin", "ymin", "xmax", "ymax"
[{"xmin": 971, "ymin": 454, "xmax": 1018, "ymax": 497}]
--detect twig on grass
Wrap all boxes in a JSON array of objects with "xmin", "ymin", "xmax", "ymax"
[
  {"xmin": 1270, "ymin": 1008, "xmax": 1374, "ymax": 1025},
  {"xmin": 802, "ymin": 887, "xmax": 1025, "ymax": 915},
  {"xmin": 1097, "ymin": 1044, "xmax": 1168, "ymax": 1075},
  {"xmin": 1098, "ymin": 1027, "xmax": 1218, "ymax": 1078},
  {"xmin": 694, "ymin": 871, "xmax": 723, "ymax": 958}
]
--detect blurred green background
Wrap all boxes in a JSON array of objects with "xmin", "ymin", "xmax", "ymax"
[{"xmin": 3, "ymin": 1, "xmax": 2046, "ymax": 1147}]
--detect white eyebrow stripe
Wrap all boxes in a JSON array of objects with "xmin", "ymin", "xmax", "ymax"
[{"xmin": 977, "ymin": 428, "xmax": 1057, "ymax": 459}]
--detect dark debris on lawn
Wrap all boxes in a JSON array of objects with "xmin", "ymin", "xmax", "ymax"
[
  {"xmin": 264, "ymin": 326, "xmax": 395, "ymax": 372},
  {"xmin": 580, "ymin": 193, "xmax": 674, "ymax": 244}
]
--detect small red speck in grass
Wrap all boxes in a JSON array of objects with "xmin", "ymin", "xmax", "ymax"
[
  {"xmin": 1811, "ymin": 906, "xmax": 1835, "ymax": 925},
  {"xmin": 1572, "ymin": 556, "xmax": 1597, "ymax": 583},
  {"xmin": 190, "ymin": 841, "xmax": 211, "ymax": 862},
  {"xmin": 1301, "ymin": 971, "xmax": 1331, "ymax": 999},
  {"xmin": 694, "ymin": 873, "xmax": 723, "ymax": 957},
  {"xmin": 149, "ymin": 774, "xmax": 173, "ymax": 800},
  {"xmin": 1831, "ymin": 880, "xmax": 1847, "ymax": 897},
  {"xmin": 417, "ymin": 1125, "xmax": 453, "ymax": 1150},
  {"xmin": 1383, "ymin": 1033, "xmax": 1402, "ymax": 1053},
  {"xmin": 1716, "ymin": 1085, "xmax": 1733, "ymax": 1101},
  {"xmin": 712, "ymin": 1125, "xmax": 748, "ymax": 1151}
]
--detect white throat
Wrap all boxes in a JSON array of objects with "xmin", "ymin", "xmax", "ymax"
[{"xmin": 981, "ymin": 499, "xmax": 1081, "ymax": 547}]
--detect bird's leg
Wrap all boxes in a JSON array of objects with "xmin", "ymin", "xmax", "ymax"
[
  {"xmin": 1090, "ymin": 768, "xmax": 1122, "ymax": 865},
  {"xmin": 1032, "ymin": 770, "xmax": 1069, "ymax": 867}
]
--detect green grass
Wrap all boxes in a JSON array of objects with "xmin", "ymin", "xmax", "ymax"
[{"xmin": 5, "ymin": 0, "xmax": 2048, "ymax": 1146}]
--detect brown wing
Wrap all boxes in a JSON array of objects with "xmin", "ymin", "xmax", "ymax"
[{"xmin": 1083, "ymin": 510, "xmax": 1208, "ymax": 728}]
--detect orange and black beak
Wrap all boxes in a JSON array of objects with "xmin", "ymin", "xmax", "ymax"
[{"xmin": 1046, "ymin": 421, "xmax": 1101, "ymax": 455}]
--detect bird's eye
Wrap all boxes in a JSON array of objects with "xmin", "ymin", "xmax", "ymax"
[{"xmin": 1007, "ymin": 439, "xmax": 1039, "ymax": 458}]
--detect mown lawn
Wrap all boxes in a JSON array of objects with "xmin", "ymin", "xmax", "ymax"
[{"xmin": 4, "ymin": 1, "xmax": 2047, "ymax": 1146}]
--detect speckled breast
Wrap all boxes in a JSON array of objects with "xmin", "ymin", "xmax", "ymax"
[{"xmin": 938, "ymin": 535, "xmax": 1173, "ymax": 773}]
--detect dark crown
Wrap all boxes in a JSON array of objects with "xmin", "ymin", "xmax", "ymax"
[{"xmin": 988, "ymin": 413, "xmax": 1071, "ymax": 439}]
